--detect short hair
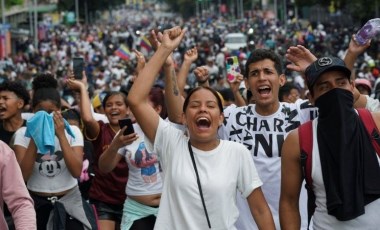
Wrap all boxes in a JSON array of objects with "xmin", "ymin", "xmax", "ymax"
[
  {"xmin": 244, "ymin": 49, "xmax": 283, "ymax": 78},
  {"xmin": 0, "ymin": 81, "xmax": 30, "ymax": 106},
  {"xmin": 62, "ymin": 108, "xmax": 81, "ymax": 123},
  {"xmin": 279, "ymin": 82, "xmax": 299, "ymax": 101},
  {"xmin": 32, "ymin": 73, "xmax": 61, "ymax": 109}
]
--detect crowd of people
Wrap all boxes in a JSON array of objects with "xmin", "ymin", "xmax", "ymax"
[
  {"xmin": 1, "ymin": 2, "xmax": 380, "ymax": 230},
  {"xmin": 3, "ymin": 4, "xmax": 380, "ymax": 105}
]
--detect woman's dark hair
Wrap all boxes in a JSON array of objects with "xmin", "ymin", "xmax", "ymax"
[
  {"xmin": 62, "ymin": 108, "xmax": 81, "ymax": 123},
  {"xmin": 0, "ymin": 81, "xmax": 30, "ymax": 106},
  {"xmin": 149, "ymin": 87, "xmax": 167, "ymax": 119},
  {"xmin": 183, "ymin": 86, "xmax": 223, "ymax": 113},
  {"xmin": 278, "ymin": 82, "xmax": 299, "ymax": 101},
  {"xmin": 102, "ymin": 91, "xmax": 128, "ymax": 108},
  {"xmin": 32, "ymin": 73, "xmax": 61, "ymax": 109},
  {"xmin": 62, "ymin": 108, "xmax": 83, "ymax": 130}
]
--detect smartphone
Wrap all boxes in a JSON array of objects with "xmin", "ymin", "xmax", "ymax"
[
  {"xmin": 225, "ymin": 56, "xmax": 240, "ymax": 83},
  {"xmin": 118, "ymin": 118, "xmax": 135, "ymax": 135},
  {"xmin": 73, "ymin": 57, "xmax": 84, "ymax": 79}
]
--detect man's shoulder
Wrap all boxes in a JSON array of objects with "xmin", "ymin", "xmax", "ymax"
[
  {"xmin": 280, "ymin": 99, "xmax": 314, "ymax": 110},
  {"xmin": 279, "ymin": 100, "xmax": 318, "ymax": 119},
  {"xmin": 223, "ymin": 104, "xmax": 251, "ymax": 116}
]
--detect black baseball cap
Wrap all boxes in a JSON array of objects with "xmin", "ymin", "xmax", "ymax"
[{"xmin": 304, "ymin": 57, "xmax": 351, "ymax": 90}]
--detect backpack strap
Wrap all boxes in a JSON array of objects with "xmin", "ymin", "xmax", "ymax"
[
  {"xmin": 357, "ymin": 108, "xmax": 380, "ymax": 158},
  {"xmin": 298, "ymin": 109, "xmax": 379, "ymax": 229},
  {"xmin": 299, "ymin": 121, "xmax": 313, "ymax": 187},
  {"xmin": 298, "ymin": 120, "xmax": 316, "ymax": 229}
]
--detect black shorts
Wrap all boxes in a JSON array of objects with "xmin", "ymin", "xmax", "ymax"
[{"xmin": 89, "ymin": 199, "xmax": 123, "ymax": 223}]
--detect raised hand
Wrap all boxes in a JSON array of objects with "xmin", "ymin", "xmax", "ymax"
[
  {"xmin": 66, "ymin": 70, "xmax": 88, "ymax": 91},
  {"xmin": 194, "ymin": 66, "xmax": 209, "ymax": 84},
  {"xmin": 184, "ymin": 47, "xmax": 198, "ymax": 63},
  {"xmin": 66, "ymin": 76, "xmax": 86, "ymax": 92},
  {"xmin": 344, "ymin": 34, "xmax": 372, "ymax": 78},
  {"xmin": 286, "ymin": 45, "xmax": 317, "ymax": 73},
  {"xmin": 148, "ymin": 30, "xmax": 175, "ymax": 67},
  {"xmin": 133, "ymin": 49, "xmax": 146, "ymax": 75},
  {"xmin": 112, "ymin": 127, "xmax": 139, "ymax": 149},
  {"xmin": 348, "ymin": 34, "xmax": 371, "ymax": 57},
  {"xmin": 228, "ymin": 73, "xmax": 244, "ymax": 94},
  {"xmin": 161, "ymin": 26, "xmax": 186, "ymax": 51},
  {"xmin": 148, "ymin": 30, "xmax": 161, "ymax": 51}
]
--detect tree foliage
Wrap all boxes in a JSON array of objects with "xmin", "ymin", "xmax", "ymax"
[
  {"xmin": 58, "ymin": 0, "xmax": 125, "ymax": 14},
  {"xmin": 295, "ymin": 0, "xmax": 379, "ymax": 23},
  {"xmin": 5, "ymin": 0, "xmax": 24, "ymax": 8},
  {"xmin": 164, "ymin": 0, "xmax": 195, "ymax": 19}
]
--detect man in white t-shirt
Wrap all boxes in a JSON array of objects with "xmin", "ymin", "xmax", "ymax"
[
  {"xmin": 219, "ymin": 46, "xmax": 380, "ymax": 229},
  {"xmin": 165, "ymin": 41, "xmax": 380, "ymax": 229},
  {"xmin": 219, "ymin": 49, "xmax": 316, "ymax": 229}
]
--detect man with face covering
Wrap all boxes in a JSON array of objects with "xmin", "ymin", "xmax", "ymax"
[{"xmin": 280, "ymin": 56, "xmax": 380, "ymax": 229}]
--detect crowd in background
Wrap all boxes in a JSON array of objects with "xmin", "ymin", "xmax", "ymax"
[
  {"xmin": 0, "ymin": 3, "xmax": 379, "ymax": 109},
  {"xmin": 1, "ymin": 2, "xmax": 380, "ymax": 229}
]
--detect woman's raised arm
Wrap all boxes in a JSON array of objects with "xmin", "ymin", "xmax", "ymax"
[{"xmin": 127, "ymin": 26, "xmax": 185, "ymax": 143}]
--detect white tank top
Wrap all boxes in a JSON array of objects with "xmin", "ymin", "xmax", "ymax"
[{"xmin": 311, "ymin": 119, "xmax": 380, "ymax": 230}]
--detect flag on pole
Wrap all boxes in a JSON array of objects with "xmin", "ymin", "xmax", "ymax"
[{"xmin": 115, "ymin": 45, "xmax": 131, "ymax": 60}]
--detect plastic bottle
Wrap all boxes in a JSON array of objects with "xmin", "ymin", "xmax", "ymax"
[{"xmin": 355, "ymin": 18, "xmax": 380, "ymax": 45}]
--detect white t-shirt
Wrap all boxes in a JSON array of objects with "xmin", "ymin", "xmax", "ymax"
[
  {"xmin": 13, "ymin": 125, "xmax": 83, "ymax": 193},
  {"xmin": 219, "ymin": 100, "xmax": 318, "ymax": 229},
  {"xmin": 365, "ymin": 95, "xmax": 380, "ymax": 112},
  {"xmin": 117, "ymin": 123, "xmax": 162, "ymax": 196},
  {"xmin": 146, "ymin": 118, "xmax": 262, "ymax": 230},
  {"xmin": 311, "ymin": 119, "xmax": 380, "ymax": 230}
]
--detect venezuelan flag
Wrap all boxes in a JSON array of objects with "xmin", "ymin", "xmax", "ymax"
[
  {"xmin": 140, "ymin": 36, "xmax": 152, "ymax": 52},
  {"xmin": 115, "ymin": 45, "xmax": 131, "ymax": 60}
]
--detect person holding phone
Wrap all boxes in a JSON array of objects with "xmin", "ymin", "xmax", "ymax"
[
  {"xmin": 127, "ymin": 27, "xmax": 274, "ymax": 230},
  {"xmin": 99, "ymin": 85, "xmax": 165, "ymax": 230},
  {"xmin": 73, "ymin": 57, "xmax": 85, "ymax": 80},
  {"xmin": 98, "ymin": 48, "xmax": 166, "ymax": 229},
  {"xmin": 118, "ymin": 118, "xmax": 135, "ymax": 136},
  {"xmin": 225, "ymin": 56, "xmax": 240, "ymax": 83},
  {"xmin": 66, "ymin": 72, "xmax": 134, "ymax": 230}
]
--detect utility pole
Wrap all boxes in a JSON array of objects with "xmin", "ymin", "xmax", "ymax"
[
  {"xmin": 274, "ymin": 0, "xmax": 277, "ymax": 21},
  {"xmin": 1, "ymin": 0, "xmax": 5, "ymax": 58},
  {"xmin": 85, "ymin": 0, "xmax": 88, "ymax": 25},
  {"xmin": 196, "ymin": 1, "xmax": 199, "ymax": 18},
  {"xmin": 1, "ymin": 0, "xmax": 5, "ymax": 25},
  {"xmin": 29, "ymin": 0, "xmax": 33, "ymax": 37},
  {"xmin": 34, "ymin": 0, "xmax": 38, "ymax": 49},
  {"xmin": 75, "ymin": 0, "xmax": 79, "ymax": 25},
  {"xmin": 239, "ymin": 0, "xmax": 244, "ymax": 19},
  {"xmin": 283, "ymin": 0, "xmax": 287, "ymax": 32}
]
